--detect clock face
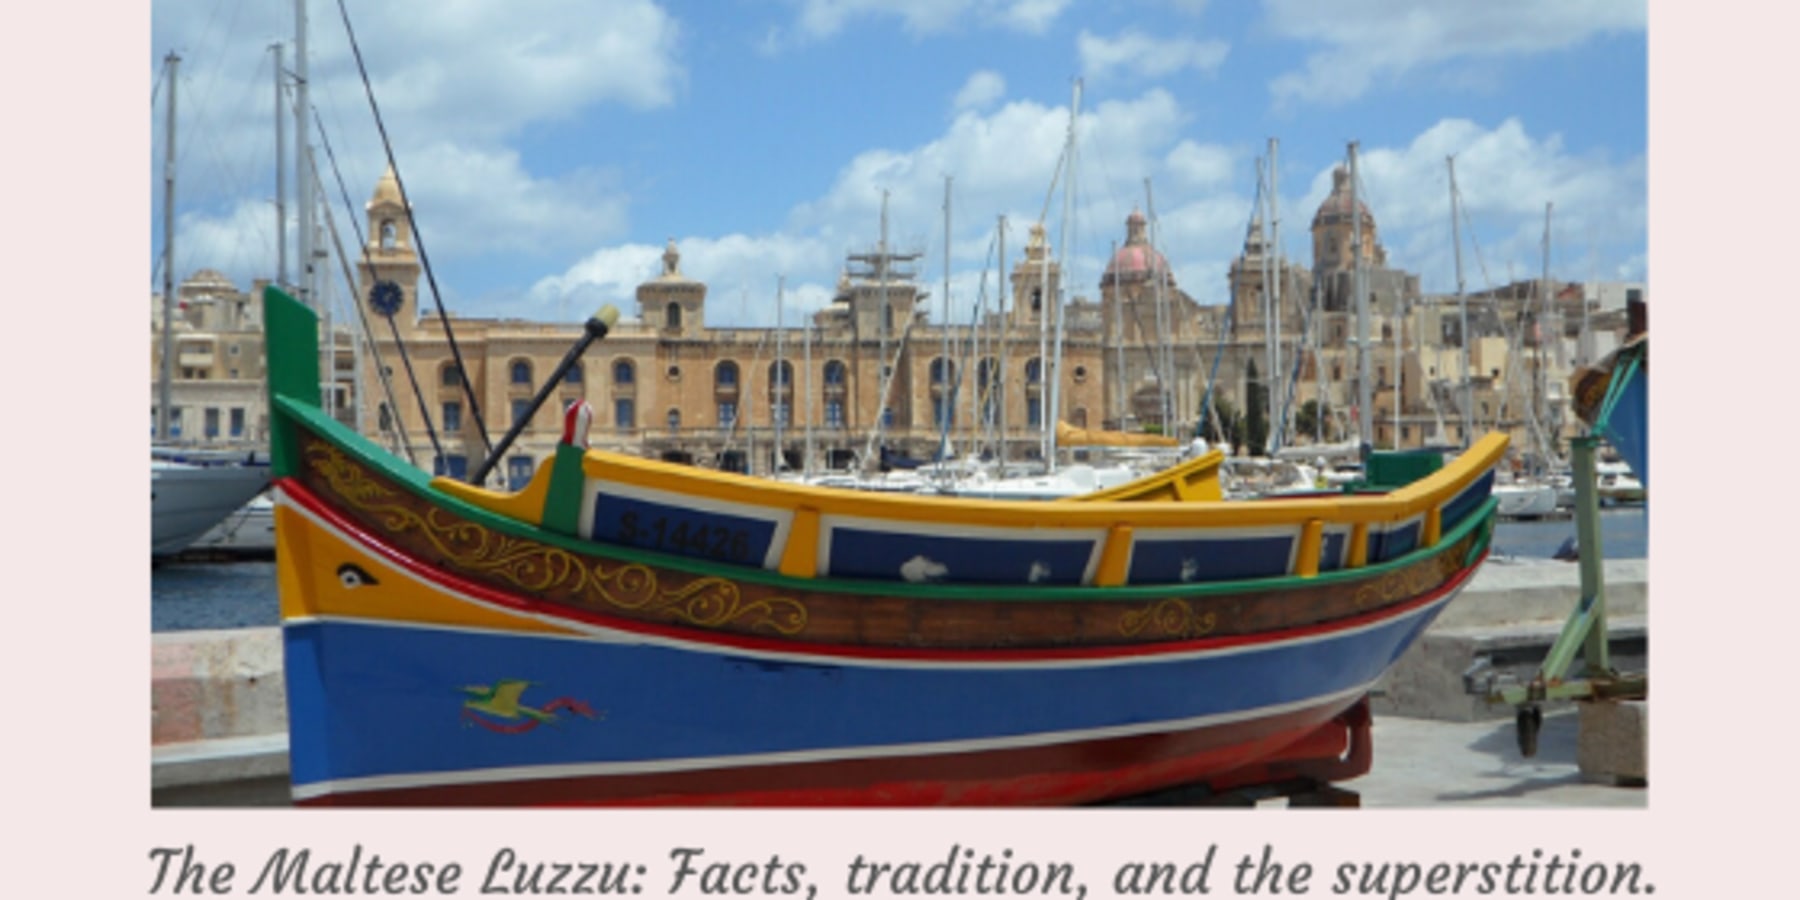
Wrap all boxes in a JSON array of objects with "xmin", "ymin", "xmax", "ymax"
[{"xmin": 369, "ymin": 280, "xmax": 403, "ymax": 317}]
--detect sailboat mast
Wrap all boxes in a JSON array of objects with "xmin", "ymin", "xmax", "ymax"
[
  {"xmin": 1109, "ymin": 240, "xmax": 1123, "ymax": 427},
  {"xmin": 271, "ymin": 42, "xmax": 287, "ymax": 288},
  {"xmin": 1145, "ymin": 179, "xmax": 1172, "ymax": 434},
  {"xmin": 1448, "ymin": 155, "xmax": 1472, "ymax": 447},
  {"xmin": 877, "ymin": 192, "xmax": 890, "ymax": 455},
  {"xmin": 1349, "ymin": 141, "xmax": 1372, "ymax": 451},
  {"xmin": 294, "ymin": 0, "xmax": 312, "ymax": 313},
  {"xmin": 1256, "ymin": 157, "xmax": 1273, "ymax": 453},
  {"xmin": 1046, "ymin": 78, "xmax": 1081, "ymax": 468},
  {"xmin": 1538, "ymin": 201, "xmax": 1554, "ymax": 467},
  {"xmin": 997, "ymin": 215, "xmax": 1008, "ymax": 467},
  {"xmin": 804, "ymin": 309, "xmax": 815, "ymax": 479},
  {"xmin": 774, "ymin": 275, "xmax": 785, "ymax": 473},
  {"xmin": 1268, "ymin": 137, "xmax": 1284, "ymax": 453},
  {"xmin": 158, "ymin": 51, "xmax": 180, "ymax": 444},
  {"xmin": 941, "ymin": 175, "xmax": 953, "ymax": 459}
]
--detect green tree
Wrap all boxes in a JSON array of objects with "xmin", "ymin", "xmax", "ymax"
[
  {"xmin": 1295, "ymin": 399, "xmax": 1332, "ymax": 443},
  {"xmin": 1245, "ymin": 359, "xmax": 1268, "ymax": 455},
  {"xmin": 1200, "ymin": 395, "xmax": 1243, "ymax": 450}
]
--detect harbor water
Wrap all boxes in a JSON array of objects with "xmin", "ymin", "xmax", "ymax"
[{"xmin": 149, "ymin": 507, "xmax": 1649, "ymax": 633}]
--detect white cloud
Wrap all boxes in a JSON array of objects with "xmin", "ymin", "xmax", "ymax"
[
  {"xmin": 1264, "ymin": 0, "xmax": 1646, "ymax": 106},
  {"xmin": 1164, "ymin": 141, "xmax": 1236, "ymax": 189},
  {"xmin": 953, "ymin": 70, "xmax": 1007, "ymax": 112},
  {"xmin": 1287, "ymin": 118, "xmax": 1646, "ymax": 295},
  {"xmin": 529, "ymin": 233, "xmax": 839, "ymax": 327},
  {"xmin": 1077, "ymin": 29, "xmax": 1230, "ymax": 81},
  {"xmin": 788, "ymin": 0, "xmax": 1070, "ymax": 42}
]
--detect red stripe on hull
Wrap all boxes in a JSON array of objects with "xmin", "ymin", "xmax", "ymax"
[{"xmin": 296, "ymin": 698, "xmax": 1371, "ymax": 807}]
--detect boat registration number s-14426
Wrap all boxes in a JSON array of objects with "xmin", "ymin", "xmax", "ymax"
[{"xmin": 613, "ymin": 510, "xmax": 754, "ymax": 563}]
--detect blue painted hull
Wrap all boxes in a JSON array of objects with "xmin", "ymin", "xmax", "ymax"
[{"xmin": 283, "ymin": 572, "xmax": 1464, "ymax": 805}]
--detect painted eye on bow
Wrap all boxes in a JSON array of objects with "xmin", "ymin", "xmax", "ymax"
[{"xmin": 336, "ymin": 563, "xmax": 380, "ymax": 589}]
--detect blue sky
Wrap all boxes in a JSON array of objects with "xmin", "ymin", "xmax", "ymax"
[{"xmin": 147, "ymin": 1, "xmax": 1647, "ymax": 329}]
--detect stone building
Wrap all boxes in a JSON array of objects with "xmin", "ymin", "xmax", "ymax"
[{"xmin": 154, "ymin": 166, "xmax": 1642, "ymax": 481}]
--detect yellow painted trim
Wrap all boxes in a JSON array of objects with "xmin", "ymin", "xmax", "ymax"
[
  {"xmin": 1348, "ymin": 522, "xmax": 1369, "ymax": 569},
  {"xmin": 1422, "ymin": 505, "xmax": 1442, "ymax": 548},
  {"xmin": 1094, "ymin": 524, "xmax": 1134, "ymax": 587},
  {"xmin": 569, "ymin": 433, "xmax": 1507, "ymax": 536},
  {"xmin": 277, "ymin": 503, "xmax": 579, "ymax": 635},
  {"xmin": 1295, "ymin": 519, "xmax": 1325, "ymax": 577},
  {"xmin": 778, "ymin": 506, "xmax": 822, "ymax": 579},
  {"xmin": 430, "ymin": 458, "xmax": 555, "ymax": 527}
]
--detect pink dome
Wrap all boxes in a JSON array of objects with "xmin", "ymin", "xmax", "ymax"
[{"xmin": 1103, "ymin": 210, "xmax": 1171, "ymax": 282}]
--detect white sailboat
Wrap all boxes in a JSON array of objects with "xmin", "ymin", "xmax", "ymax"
[{"xmin": 151, "ymin": 51, "xmax": 271, "ymax": 560}]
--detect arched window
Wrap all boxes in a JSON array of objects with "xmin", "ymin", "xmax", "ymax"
[
  {"xmin": 613, "ymin": 359, "xmax": 635, "ymax": 385},
  {"xmin": 1025, "ymin": 357, "xmax": 1043, "ymax": 385},
  {"xmin": 667, "ymin": 408, "xmax": 681, "ymax": 430},
  {"xmin": 930, "ymin": 357, "xmax": 953, "ymax": 385},
  {"xmin": 440, "ymin": 363, "xmax": 463, "ymax": 388},
  {"xmin": 715, "ymin": 360, "xmax": 739, "ymax": 388},
  {"xmin": 666, "ymin": 302, "xmax": 682, "ymax": 329},
  {"xmin": 767, "ymin": 360, "xmax": 794, "ymax": 391},
  {"xmin": 380, "ymin": 220, "xmax": 397, "ymax": 250},
  {"xmin": 823, "ymin": 359, "xmax": 846, "ymax": 386},
  {"xmin": 563, "ymin": 362, "xmax": 584, "ymax": 385},
  {"xmin": 510, "ymin": 359, "xmax": 532, "ymax": 386}
]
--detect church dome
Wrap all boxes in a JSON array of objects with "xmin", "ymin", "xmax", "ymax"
[
  {"xmin": 1103, "ymin": 210, "xmax": 1171, "ymax": 283},
  {"xmin": 1311, "ymin": 165, "xmax": 1374, "ymax": 229}
]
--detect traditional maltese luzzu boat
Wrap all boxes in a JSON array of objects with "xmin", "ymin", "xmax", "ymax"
[{"xmin": 264, "ymin": 287, "xmax": 1505, "ymax": 806}]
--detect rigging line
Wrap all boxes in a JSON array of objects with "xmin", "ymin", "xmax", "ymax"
[
  {"xmin": 333, "ymin": 0, "xmax": 495, "ymax": 465},
  {"xmin": 314, "ymin": 106, "xmax": 428, "ymax": 466}
]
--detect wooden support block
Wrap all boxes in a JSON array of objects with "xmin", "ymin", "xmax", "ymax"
[{"xmin": 1288, "ymin": 783, "xmax": 1361, "ymax": 808}]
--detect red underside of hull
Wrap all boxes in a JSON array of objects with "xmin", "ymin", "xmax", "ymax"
[{"xmin": 296, "ymin": 698, "xmax": 1372, "ymax": 807}]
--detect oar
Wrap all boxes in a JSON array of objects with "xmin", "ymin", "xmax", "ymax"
[{"xmin": 469, "ymin": 306, "xmax": 620, "ymax": 485}]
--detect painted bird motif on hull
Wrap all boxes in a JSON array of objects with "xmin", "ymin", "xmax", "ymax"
[{"xmin": 460, "ymin": 679, "xmax": 600, "ymax": 734}]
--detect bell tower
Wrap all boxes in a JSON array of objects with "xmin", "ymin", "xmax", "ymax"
[
  {"xmin": 1008, "ymin": 223, "xmax": 1062, "ymax": 329},
  {"xmin": 637, "ymin": 239, "xmax": 707, "ymax": 335},
  {"xmin": 357, "ymin": 165, "xmax": 423, "ymax": 334}
]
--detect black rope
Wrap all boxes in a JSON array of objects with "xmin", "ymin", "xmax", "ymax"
[
  {"xmin": 313, "ymin": 107, "xmax": 441, "ymax": 468},
  {"xmin": 334, "ymin": 0, "xmax": 495, "ymax": 469}
]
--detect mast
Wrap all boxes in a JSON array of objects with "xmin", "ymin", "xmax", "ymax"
[
  {"xmin": 1349, "ymin": 142, "xmax": 1372, "ymax": 452},
  {"xmin": 996, "ymin": 215, "xmax": 1008, "ymax": 467},
  {"xmin": 1538, "ymin": 201, "xmax": 1555, "ymax": 468},
  {"xmin": 804, "ymin": 306, "xmax": 815, "ymax": 478},
  {"xmin": 774, "ymin": 275, "xmax": 785, "ymax": 473},
  {"xmin": 1268, "ymin": 137, "xmax": 1284, "ymax": 452},
  {"xmin": 878, "ymin": 191, "xmax": 890, "ymax": 450},
  {"xmin": 1109, "ymin": 239, "xmax": 1123, "ymax": 427},
  {"xmin": 1046, "ymin": 77, "xmax": 1081, "ymax": 468},
  {"xmin": 940, "ymin": 175, "xmax": 953, "ymax": 460},
  {"xmin": 271, "ymin": 42, "xmax": 287, "ymax": 288},
  {"xmin": 1392, "ymin": 269, "xmax": 1403, "ymax": 448},
  {"xmin": 157, "ymin": 51, "xmax": 180, "ymax": 444},
  {"xmin": 1448, "ymin": 155, "xmax": 1473, "ymax": 447},
  {"xmin": 294, "ymin": 0, "xmax": 312, "ymax": 313},
  {"xmin": 1257, "ymin": 156, "xmax": 1273, "ymax": 452},
  {"xmin": 1146, "ymin": 179, "xmax": 1172, "ymax": 434}
]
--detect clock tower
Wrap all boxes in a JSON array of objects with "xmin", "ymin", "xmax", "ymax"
[{"xmin": 357, "ymin": 165, "xmax": 422, "ymax": 334}]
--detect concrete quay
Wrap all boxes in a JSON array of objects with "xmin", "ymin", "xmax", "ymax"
[{"xmin": 150, "ymin": 558, "xmax": 1648, "ymax": 808}]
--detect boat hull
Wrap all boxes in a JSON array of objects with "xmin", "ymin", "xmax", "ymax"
[
  {"xmin": 151, "ymin": 462, "xmax": 272, "ymax": 557},
  {"xmin": 1494, "ymin": 482, "xmax": 1557, "ymax": 519},
  {"xmin": 274, "ymin": 463, "xmax": 1488, "ymax": 806}
]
